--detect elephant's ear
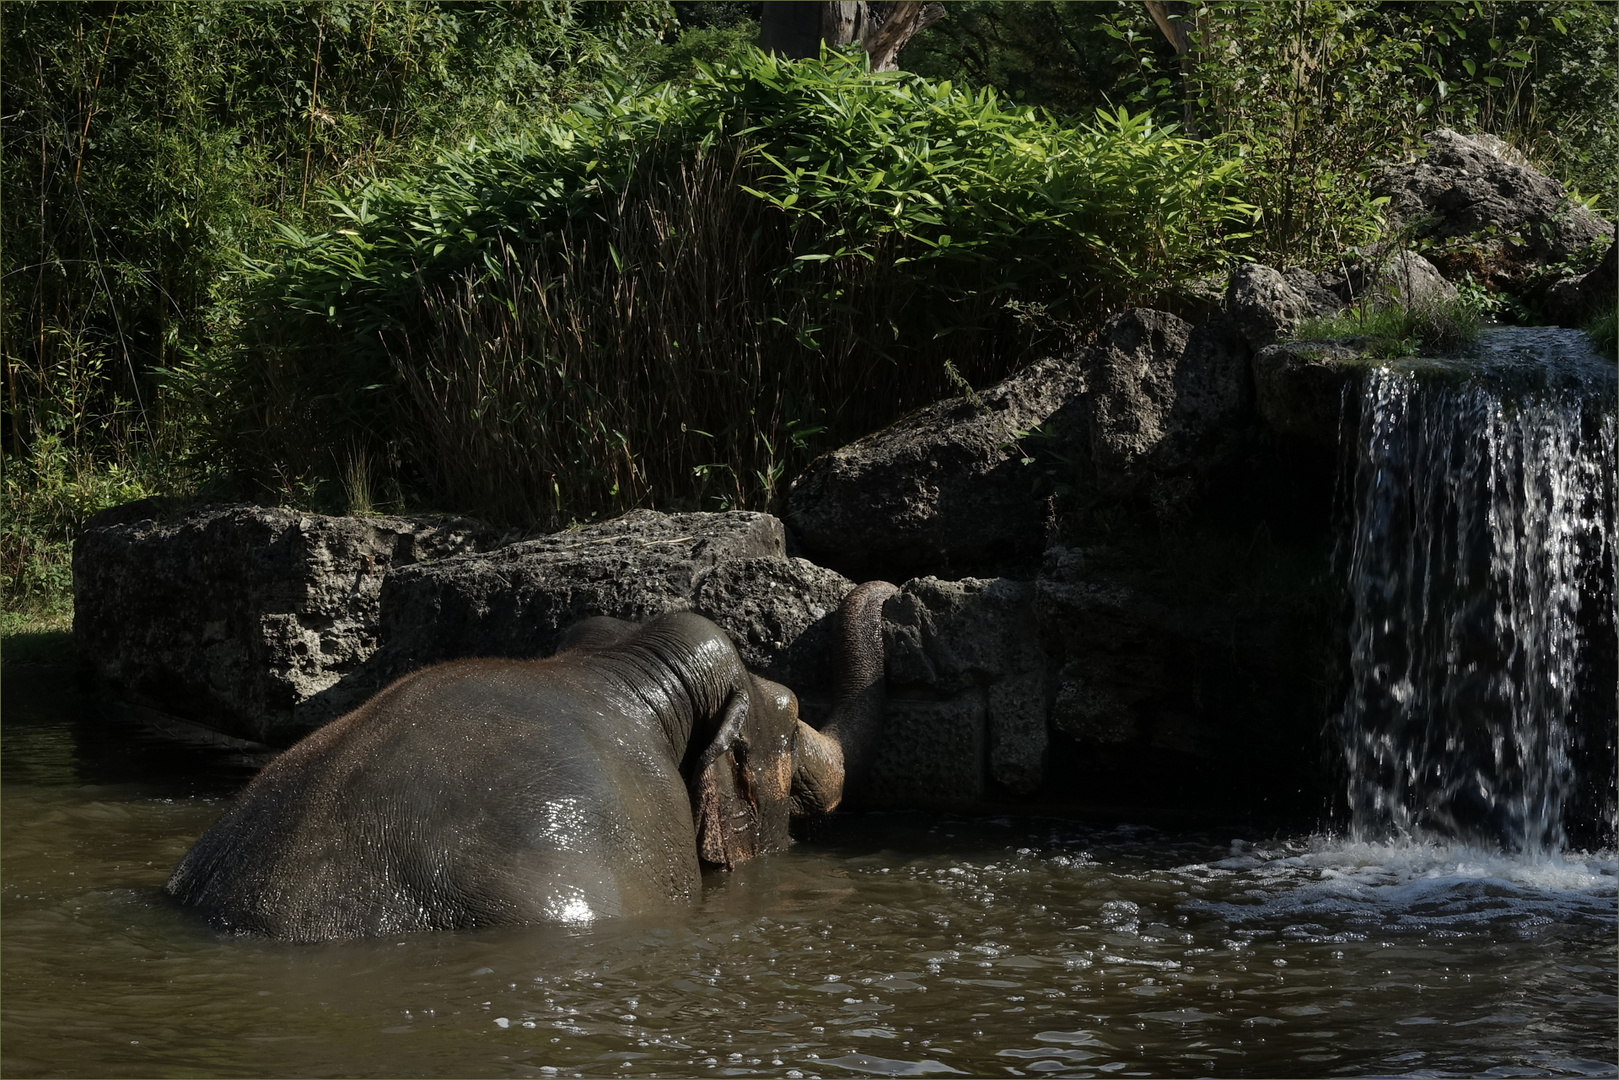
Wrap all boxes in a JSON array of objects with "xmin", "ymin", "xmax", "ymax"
[{"xmin": 692, "ymin": 745, "xmax": 761, "ymax": 871}]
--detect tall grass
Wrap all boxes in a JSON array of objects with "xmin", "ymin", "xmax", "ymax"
[
  {"xmin": 2, "ymin": 2, "xmax": 677, "ymax": 622},
  {"xmin": 390, "ymin": 147, "xmax": 1005, "ymax": 525}
]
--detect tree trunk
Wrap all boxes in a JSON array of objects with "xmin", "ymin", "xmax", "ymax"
[
  {"xmin": 758, "ymin": 1, "xmax": 945, "ymax": 71},
  {"xmin": 1143, "ymin": 0, "xmax": 1204, "ymax": 137}
]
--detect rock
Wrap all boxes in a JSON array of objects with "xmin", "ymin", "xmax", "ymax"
[
  {"xmin": 76, "ymin": 505, "xmax": 867, "ymax": 742},
  {"xmin": 694, "ymin": 556, "xmax": 855, "ymax": 693},
  {"xmin": 1034, "ymin": 548, "xmax": 1169, "ymax": 745},
  {"xmin": 987, "ymin": 669, "xmax": 1048, "ymax": 794},
  {"xmin": 72, "ymin": 504, "xmax": 502, "ymax": 744},
  {"xmin": 344, "ymin": 509, "xmax": 825, "ymax": 712},
  {"xmin": 1050, "ymin": 662, "xmax": 1136, "ymax": 744},
  {"xmin": 1251, "ymin": 340, "xmax": 1365, "ymax": 446},
  {"xmin": 1346, "ymin": 250, "xmax": 1459, "ymax": 307},
  {"xmin": 1153, "ymin": 274, "xmax": 1227, "ymax": 324},
  {"xmin": 372, "ymin": 508, "xmax": 784, "ymax": 666},
  {"xmin": 861, "ymin": 693, "xmax": 987, "ymax": 807},
  {"xmin": 1086, "ymin": 308, "xmax": 1254, "ymax": 512},
  {"xmin": 884, "ymin": 577, "xmax": 1042, "ymax": 694},
  {"xmin": 1372, "ymin": 129, "xmax": 1615, "ymax": 294},
  {"xmin": 1282, "ymin": 267, "xmax": 1350, "ymax": 318},
  {"xmin": 1226, "ymin": 264, "xmax": 1311, "ymax": 348},
  {"xmin": 784, "ymin": 354, "xmax": 1087, "ymax": 581},
  {"xmin": 883, "ymin": 576, "xmax": 1048, "ymax": 796}
]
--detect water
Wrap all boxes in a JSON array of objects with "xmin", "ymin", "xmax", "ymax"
[
  {"xmin": 1336, "ymin": 330, "xmax": 1618, "ymax": 854},
  {"xmin": 4, "ymin": 665, "xmax": 1615, "ymax": 1078}
]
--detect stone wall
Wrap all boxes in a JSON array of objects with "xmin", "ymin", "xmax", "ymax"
[{"xmin": 74, "ymin": 133, "xmax": 1615, "ymax": 812}]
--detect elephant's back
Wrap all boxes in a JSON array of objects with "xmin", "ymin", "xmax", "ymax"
[{"xmin": 167, "ymin": 657, "xmax": 701, "ymax": 940}]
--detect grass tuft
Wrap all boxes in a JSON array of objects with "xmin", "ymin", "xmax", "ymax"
[{"xmin": 1293, "ymin": 297, "xmax": 1484, "ymax": 358}]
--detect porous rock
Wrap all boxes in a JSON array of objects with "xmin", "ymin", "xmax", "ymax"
[
  {"xmin": 1034, "ymin": 546, "xmax": 1170, "ymax": 750},
  {"xmin": 1282, "ymin": 267, "xmax": 1351, "ymax": 318},
  {"xmin": 72, "ymin": 504, "xmax": 502, "ymax": 744},
  {"xmin": 1086, "ymin": 308, "xmax": 1254, "ymax": 510},
  {"xmin": 76, "ymin": 506, "xmax": 868, "ymax": 743},
  {"xmin": 882, "ymin": 576, "xmax": 1048, "ymax": 796},
  {"xmin": 343, "ymin": 509, "xmax": 829, "ymax": 709},
  {"xmin": 1346, "ymin": 250, "xmax": 1458, "ymax": 307},
  {"xmin": 861, "ymin": 693, "xmax": 988, "ymax": 807},
  {"xmin": 1372, "ymin": 129, "xmax": 1615, "ymax": 293},
  {"xmin": 1542, "ymin": 238, "xmax": 1617, "ymax": 327},
  {"xmin": 1251, "ymin": 340, "xmax": 1364, "ymax": 447},
  {"xmin": 694, "ymin": 556, "xmax": 856, "ymax": 693},
  {"xmin": 784, "ymin": 355, "xmax": 1087, "ymax": 581},
  {"xmin": 1226, "ymin": 264, "xmax": 1311, "ymax": 348}
]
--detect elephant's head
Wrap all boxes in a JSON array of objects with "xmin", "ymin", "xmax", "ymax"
[{"xmin": 557, "ymin": 580, "xmax": 898, "ymax": 873}]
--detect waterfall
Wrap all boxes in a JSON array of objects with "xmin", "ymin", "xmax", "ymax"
[{"xmin": 1336, "ymin": 328, "xmax": 1617, "ymax": 855}]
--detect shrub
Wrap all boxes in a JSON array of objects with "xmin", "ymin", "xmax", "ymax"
[{"xmin": 215, "ymin": 48, "xmax": 1252, "ymax": 525}]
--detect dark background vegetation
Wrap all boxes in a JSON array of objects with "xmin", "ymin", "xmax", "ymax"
[{"xmin": 4, "ymin": 0, "xmax": 1616, "ymax": 630}]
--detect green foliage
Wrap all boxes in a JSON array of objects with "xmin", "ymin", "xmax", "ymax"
[
  {"xmin": 1, "ymin": 1, "xmax": 675, "ymax": 456},
  {"xmin": 1102, "ymin": 2, "xmax": 1432, "ymax": 265},
  {"xmin": 0, "ymin": 309, "xmax": 210, "ymax": 624},
  {"xmin": 2, "ymin": 1, "xmax": 675, "ymax": 614},
  {"xmin": 916, "ymin": 2, "xmax": 1618, "ymax": 266},
  {"xmin": 224, "ymin": 48, "xmax": 1251, "ymax": 524},
  {"xmin": 904, "ymin": 1, "xmax": 1129, "ymax": 118},
  {"xmin": 1293, "ymin": 294, "xmax": 1486, "ymax": 357},
  {"xmin": 1386, "ymin": 1, "xmax": 1618, "ymax": 213},
  {"xmin": 1587, "ymin": 307, "xmax": 1617, "ymax": 361}
]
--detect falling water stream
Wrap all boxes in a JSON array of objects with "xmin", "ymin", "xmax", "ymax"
[
  {"xmin": 1336, "ymin": 327, "xmax": 1617, "ymax": 854},
  {"xmin": 3, "ymin": 327, "xmax": 1615, "ymax": 1077}
]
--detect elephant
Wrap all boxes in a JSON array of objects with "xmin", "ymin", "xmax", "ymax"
[{"xmin": 165, "ymin": 580, "xmax": 898, "ymax": 941}]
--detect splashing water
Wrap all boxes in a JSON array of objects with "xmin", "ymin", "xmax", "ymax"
[{"xmin": 1337, "ymin": 330, "xmax": 1617, "ymax": 855}]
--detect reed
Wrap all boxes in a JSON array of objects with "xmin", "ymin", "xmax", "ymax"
[{"xmin": 390, "ymin": 147, "xmax": 1005, "ymax": 526}]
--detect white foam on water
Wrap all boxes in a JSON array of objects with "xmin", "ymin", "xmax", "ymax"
[{"xmin": 1180, "ymin": 834, "xmax": 1616, "ymax": 939}]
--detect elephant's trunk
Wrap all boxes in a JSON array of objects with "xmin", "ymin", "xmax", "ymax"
[{"xmin": 792, "ymin": 579, "xmax": 898, "ymax": 814}]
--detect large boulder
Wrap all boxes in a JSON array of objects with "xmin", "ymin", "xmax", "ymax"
[
  {"xmin": 784, "ymin": 354, "xmax": 1087, "ymax": 581},
  {"xmin": 879, "ymin": 576, "xmax": 1049, "ymax": 797},
  {"xmin": 73, "ymin": 505, "xmax": 502, "ymax": 744},
  {"xmin": 74, "ymin": 505, "xmax": 863, "ymax": 744},
  {"xmin": 300, "ymin": 509, "xmax": 861, "ymax": 725},
  {"xmin": 1542, "ymin": 238, "xmax": 1617, "ymax": 327},
  {"xmin": 1032, "ymin": 542, "xmax": 1333, "ymax": 814},
  {"xmin": 1251, "ymin": 340, "xmax": 1365, "ymax": 447},
  {"xmin": 1226, "ymin": 264, "xmax": 1311, "ymax": 348},
  {"xmin": 1085, "ymin": 308, "xmax": 1254, "ymax": 514},
  {"xmin": 1372, "ymin": 129, "xmax": 1615, "ymax": 294},
  {"xmin": 1346, "ymin": 250, "xmax": 1459, "ymax": 308}
]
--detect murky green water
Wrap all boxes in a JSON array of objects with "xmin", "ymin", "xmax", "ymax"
[{"xmin": 4, "ymin": 666, "xmax": 1615, "ymax": 1078}]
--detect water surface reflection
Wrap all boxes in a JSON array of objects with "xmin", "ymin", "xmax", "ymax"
[{"xmin": 3, "ymin": 667, "xmax": 1614, "ymax": 1078}]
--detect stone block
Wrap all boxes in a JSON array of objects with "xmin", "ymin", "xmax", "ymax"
[{"xmin": 860, "ymin": 692, "xmax": 987, "ymax": 807}]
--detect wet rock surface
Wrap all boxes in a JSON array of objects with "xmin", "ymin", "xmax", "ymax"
[{"xmin": 1252, "ymin": 340, "xmax": 1364, "ymax": 446}]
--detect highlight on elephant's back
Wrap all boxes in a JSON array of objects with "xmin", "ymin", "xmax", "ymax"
[{"xmin": 164, "ymin": 582, "xmax": 897, "ymax": 941}]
